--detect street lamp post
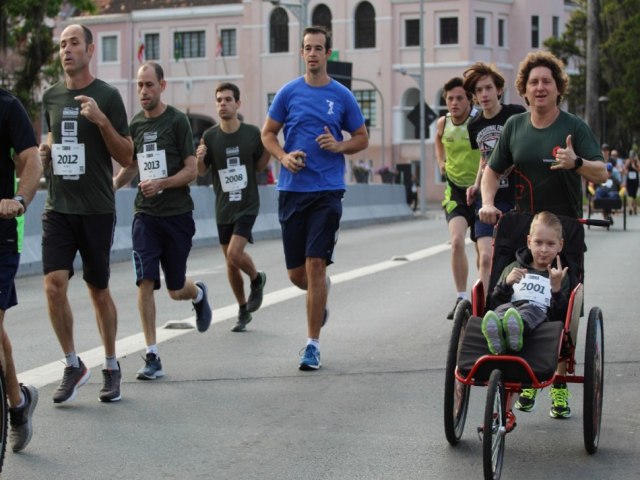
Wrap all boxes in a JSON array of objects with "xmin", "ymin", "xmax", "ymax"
[{"xmin": 266, "ymin": 0, "xmax": 310, "ymax": 75}]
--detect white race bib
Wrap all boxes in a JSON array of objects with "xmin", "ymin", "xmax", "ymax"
[
  {"xmin": 218, "ymin": 165, "xmax": 248, "ymax": 193},
  {"xmin": 628, "ymin": 171, "xmax": 637, "ymax": 180},
  {"xmin": 52, "ymin": 143, "xmax": 85, "ymax": 176},
  {"xmin": 511, "ymin": 273, "xmax": 552, "ymax": 307},
  {"xmin": 137, "ymin": 150, "xmax": 168, "ymax": 180}
]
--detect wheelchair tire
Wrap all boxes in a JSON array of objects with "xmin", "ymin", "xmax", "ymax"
[
  {"xmin": 0, "ymin": 364, "xmax": 7, "ymax": 473},
  {"xmin": 444, "ymin": 299, "xmax": 471, "ymax": 445},
  {"xmin": 483, "ymin": 369, "xmax": 506, "ymax": 480},
  {"xmin": 583, "ymin": 306, "xmax": 604, "ymax": 454}
]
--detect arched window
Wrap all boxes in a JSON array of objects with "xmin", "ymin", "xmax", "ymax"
[
  {"xmin": 270, "ymin": 7, "xmax": 289, "ymax": 53},
  {"xmin": 312, "ymin": 4, "xmax": 332, "ymax": 33},
  {"xmin": 354, "ymin": 1, "xmax": 375, "ymax": 49}
]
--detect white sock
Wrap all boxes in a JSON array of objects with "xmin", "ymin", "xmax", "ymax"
[
  {"xmin": 194, "ymin": 285, "xmax": 204, "ymax": 303},
  {"xmin": 146, "ymin": 344, "xmax": 159, "ymax": 355},
  {"xmin": 65, "ymin": 352, "xmax": 79, "ymax": 368},
  {"xmin": 13, "ymin": 390, "xmax": 26, "ymax": 410},
  {"xmin": 104, "ymin": 355, "xmax": 119, "ymax": 371},
  {"xmin": 307, "ymin": 338, "xmax": 320, "ymax": 349},
  {"xmin": 457, "ymin": 292, "xmax": 469, "ymax": 300}
]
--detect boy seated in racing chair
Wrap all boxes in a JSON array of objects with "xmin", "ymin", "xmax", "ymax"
[{"xmin": 480, "ymin": 211, "xmax": 573, "ymax": 419}]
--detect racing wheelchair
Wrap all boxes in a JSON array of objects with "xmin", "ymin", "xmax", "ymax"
[{"xmin": 443, "ymin": 211, "xmax": 606, "ymax": 480}]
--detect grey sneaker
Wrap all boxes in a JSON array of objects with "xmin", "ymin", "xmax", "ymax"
[
  {"xmin": 246, "ymin": 271, "xmax": 266, "ymax": 313},
  {"xmin": 136, "ymin": 353, "xmax": 165, "ymax": 380},
  {"xmin": 193, "ymin": 281, "xmax": 212, "ymax": 332},
  {"xmin": 9, "ymin": 384, "xmax": 38, "ymax": 452},
  {"xmin": 99, "ymin": 363, "xmax": 122, "ymax": 402},
  {"xmin": 322, "ymin": 276, "xmax": 331, "ymax": 327},
  {"xmin": 231, "ymin": 308, "xmax": 252, "ymax": 332},
  {"xmin": 52, "ymin": 358, "xmax": 91, "ymax": 404}
]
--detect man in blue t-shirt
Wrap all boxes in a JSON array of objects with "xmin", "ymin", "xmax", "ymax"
[{"xmin": 261, "ymin": 25, "xmax": 368, "ymax": 371}]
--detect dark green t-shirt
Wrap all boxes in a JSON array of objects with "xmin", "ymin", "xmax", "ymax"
[
  {"xmin": 43, "ymin": 78, "xmax": 130, "ymax": 214},
  {"xmin": 130, "ymin": 105, "xmax": 195, "ymax": 216},
  {"xmin": 488, "ymin": 110, "xmax": 603, "ymax": 218},
  {"xmin": 201, "ymin": 123, "xmax": 264, "ymax": 224}
]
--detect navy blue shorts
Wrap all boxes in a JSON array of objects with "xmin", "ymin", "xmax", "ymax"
[
  {"xmin": 474, "ymin": 199, "xmax": 514, "ymax": 239},
  {"xmin": 217, "ymin": 215, "xmax": 256, "ymax": 245},
  {"xmin": 278, "ymin": 190, "xmax": 344, "ymax": 270},
  {"xmin": 42, "ymin": 211, "xmax": 115, "ymax": 289},
  {"xmin": 0, "ymin": 252, "xmax": 19, "ymax": 311},
  {"xmin": 131, "ymin": 212, "xmax": 195, "ymax": 291}
]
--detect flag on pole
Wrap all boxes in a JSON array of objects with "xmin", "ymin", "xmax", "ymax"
[
  {"xmin": 216, "ymin": 35, "xmax": 223, "ymax": 57},
  {"xmin": 137, "ymin": 33, "xmax": 145, "ymax": 63}
]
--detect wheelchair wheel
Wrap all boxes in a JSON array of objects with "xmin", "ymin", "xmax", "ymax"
[
  {"xmin": 583, "ymin": 307, "xmax": 604, "ymax": 454},
  {"xmin": 0, "ymin": 365, "xmax": 7, "ymax": 473},
  {"xmin": 444, "ymin": 300, "xmax": 471, "ymax": 445},
  {"xmin": 483, "ymin": 369, "xmax": 506, "ymax": 480}
]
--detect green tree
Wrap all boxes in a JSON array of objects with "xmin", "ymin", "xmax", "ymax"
[
  {"xmin": 0, "ymin": 0, "xmax": 95, "ymax": 119},
  {"xmin": 545, "ymin": 0, "xmax": 640, "ymax": 151}
]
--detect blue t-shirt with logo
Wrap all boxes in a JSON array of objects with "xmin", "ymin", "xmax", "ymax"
[{"xmin": 268, "ymin": 77, "xmax": 365, "ymax": 192}]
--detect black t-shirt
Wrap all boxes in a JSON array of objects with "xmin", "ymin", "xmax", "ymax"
[{"xmin": 468, "ymin": 104, "xmax": 526, "ymax": 205}]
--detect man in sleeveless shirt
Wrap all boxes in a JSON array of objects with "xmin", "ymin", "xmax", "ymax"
[{"xmin": 435, "ymin": 77, "xmax": 481, "ymax": 320}]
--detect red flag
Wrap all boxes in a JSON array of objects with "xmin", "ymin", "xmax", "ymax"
[{"xmin": 137, "ymin": 34, "xmax": 145, "ymax": 63}]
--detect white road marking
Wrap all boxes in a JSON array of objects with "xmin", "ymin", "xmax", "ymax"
[{"xmin": 18, "ymin": 241, "xmax": 461, "ymax": 388}]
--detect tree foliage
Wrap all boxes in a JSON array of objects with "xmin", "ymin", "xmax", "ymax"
[
  {"xmin": 0, "ymin": 0, "xmax": 95, "ymax": 119},
  {"xmin": 546, "ymin": 0, "xmax": 640, "ymax": 151}
]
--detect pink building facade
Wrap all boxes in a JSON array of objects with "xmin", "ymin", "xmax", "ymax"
[{"xmin": 56, "ymin": 0, "xmax": 576, "ymax": 201}]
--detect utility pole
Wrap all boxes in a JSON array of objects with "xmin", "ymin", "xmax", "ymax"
[{"xmin": 585, "ymin": 0, "xmax": 600, "ymax": 139}]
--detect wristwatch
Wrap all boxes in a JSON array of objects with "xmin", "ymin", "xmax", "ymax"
[
  {"xmin": 572, "ymin": 157, "xmax": 583, "ymax": 171},
  {"xmin": 13, "ymin": 195, "xmax": 26, "ymax": 213}
]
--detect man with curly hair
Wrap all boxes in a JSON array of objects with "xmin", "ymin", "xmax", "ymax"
[{"xmin": 479, "ymin": 50, "xmax": 607, "ymax": 420}]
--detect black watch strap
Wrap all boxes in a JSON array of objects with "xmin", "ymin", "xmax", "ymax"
[{"xmin": 572, "ymin": 157, "xmax": 583, "ymax": 170}]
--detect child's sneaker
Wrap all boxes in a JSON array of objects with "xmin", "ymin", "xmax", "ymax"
[
  {"xmin": 514, "ymin": 388, "xmax": 538, "ymax": 412},
  {"xmin": 502, "ymin": 307, "xmax": 524, "ymax": 352},
  {"xmin": 549, "ymin": 383, "xmax": 572, "ymax": 419},
  {"xmin": 481, "ymin": 310, "xmax": 505, "ymax": 355}
]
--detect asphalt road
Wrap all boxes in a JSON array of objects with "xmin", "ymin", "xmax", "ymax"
[{"xmin": 3, "ymin": 210, "xmax": 640, "ymax": 479}]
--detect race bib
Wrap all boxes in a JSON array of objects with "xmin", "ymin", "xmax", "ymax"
[
  {"xmin": 51, "ymin": 143, "xmax": 85, "ymax": 176},
  {"xmin": 137, "ymin": 150, "xmax": 168, "ymax": 181},
  {"xmin": 628, "ymin": 171, "xmax": 637, "ymax": 180},
  {"xmin": 511, "ymin": 273, "xmax": 551, "ymax": 307},
  {"xmin": 218, "ymin": 164, "xmax": 248, "ymax": 193}
]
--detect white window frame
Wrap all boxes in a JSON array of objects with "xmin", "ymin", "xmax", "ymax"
[
  {"xmin": 436, "ymin": 13, "xmax": 459, "ymax": 46},
  {"xmin": 99, "ymin": 32, "xmax": 120, "ymax": 65},
  {"xmin": 143, "ymin": 32, "xmax": 161, "ymax": 61},
  {"xmin": 403, "ymin": 17, "xmax": 420, "ymax": 48},
  {"xmin": 475, "ymin": 14, "xmax": 490, "ymax": 47},
  {"xmin": 497, "ymin": 16, "xmax": 508, "ymax": 48}
]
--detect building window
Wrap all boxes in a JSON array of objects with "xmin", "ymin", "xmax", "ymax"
[
  {"xmin": 354, "ymin": 89, "xmax": 376, "ymax": 128},
  {"xmin": 267, "ymin": 93, "xmax": 276, "ymax": 111},
  {"xmin": 270, "ymin": 7, "xmax": 289, "ymax": 53},
  {"xmin": 174, "ymin": 31, "xmax": 205, "ymax": 60},
  {"xmin": 101, "ymin": 35, "xmax": 118, "ymax": 63},
  {"xmin": 552, "ymin": 16, "xmax": 560, "ymax": 39},
  {"xmin": 144, "ymin": 33, "xmax": 159, "ymax": 60},
  {"xmin": 220, "ymin": 29, "xmax": 236, "ymax": 57},
  {"xmin": 476, "ymin": 17, "xmax": 486, "ymax": 46},
  {"xmin": 531, "ymin": 15, "xmax": 539, "ymax": 48},
  {"xmin": 498, "ymin": 18, "xmax": 505, "ymax": 47},
  {"xmin": 312, "ymin": 4, "xmax": 332, "ymax": 33},
  {"xmin": 405, "ymin": 19, "xmax": 419, "ymax": 47},
  {"xmin": 354, "ymin": 1, "xmax": 375, "ymax": 49},
  {"xmin": 439, "ymin": 17, "xmax": 458, "ymax": 45}
]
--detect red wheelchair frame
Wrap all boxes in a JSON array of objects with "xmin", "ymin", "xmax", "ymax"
[{"xmin": 443, "ymin": 212, "xmax": 606, "ymax": 480}]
